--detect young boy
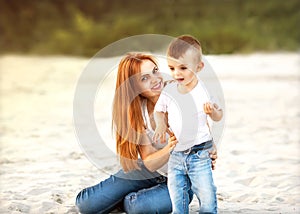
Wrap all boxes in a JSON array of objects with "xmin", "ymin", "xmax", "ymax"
[{"xmin": 153, "ymin": 35, "xmax": 223, "ymax": 214}]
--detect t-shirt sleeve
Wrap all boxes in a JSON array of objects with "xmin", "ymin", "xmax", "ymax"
[
  {"xmin": 154, "ymin": 91, "xmax": 168, "ymax": 113},
  {"xmin": 199, "ymin": 80, "xmax": 222, "ymax": 110}
]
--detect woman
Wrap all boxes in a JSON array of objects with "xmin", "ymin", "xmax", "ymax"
[{"xmin": 75, "ymin": 53, "xmax": 217, "ymax": 214}]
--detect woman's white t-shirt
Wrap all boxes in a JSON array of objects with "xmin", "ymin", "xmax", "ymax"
[{"xmin": 141, "ymin": 99, "xmax": 168, "ymax": 176}]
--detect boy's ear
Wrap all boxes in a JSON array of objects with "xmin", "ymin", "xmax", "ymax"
[{"xmin": 197, "ymin": 61, "xmax": 204, "ymax": 72}]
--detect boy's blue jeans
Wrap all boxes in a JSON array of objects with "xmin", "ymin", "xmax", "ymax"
[
  {"xmin": 168, "ymin": 141, "xmax": 217, "ymax": 214},
  {"xmin": 75, "ymin": 163, "xmax": 193, "ymax": 214}
]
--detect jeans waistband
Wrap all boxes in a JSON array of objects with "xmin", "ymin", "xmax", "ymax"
[
  {"xmin": 155, "ymin": 175, "xmax": 167, "ymax": 184},
  {"xmin": 183, "ymin": 140, "xmax": 213, "ymax": 155}
]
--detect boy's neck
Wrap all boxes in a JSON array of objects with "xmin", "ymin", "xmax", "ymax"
[{"xmin": 177, "ymin": 76, "xmax": 198, "ymax": 94}]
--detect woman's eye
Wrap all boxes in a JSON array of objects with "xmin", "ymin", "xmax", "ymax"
[
  {"xmin": 153, "ymin": 67, "xmax": 159, "ymax": 73},
  {"xmin": 141, "ymin": 76, "xmax": 148, "ymax": 81}
]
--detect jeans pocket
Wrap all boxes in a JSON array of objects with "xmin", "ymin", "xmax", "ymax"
[{"xmin": 196, "ymin": 150, "xmax": 209, "ymax": 160}]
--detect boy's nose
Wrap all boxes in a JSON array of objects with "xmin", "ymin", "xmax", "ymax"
[{"xmin": 174, "ymin": 69, "xmax": 181, "ymax": 76}]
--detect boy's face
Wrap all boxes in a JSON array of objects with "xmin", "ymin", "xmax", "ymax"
[{"xmin": 167, "ymin": 48, "xmax": 203, "ymax": 87}]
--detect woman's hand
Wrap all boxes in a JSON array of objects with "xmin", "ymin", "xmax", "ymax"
[
  {"xmin": 139, "ymin": 130, "xmax": 177, "ymax": 172},
  {"xmin": 209, "ymin": 145, "xmax": 218, "ymax": 170},
  {"xmin": 167, "ymin": 135, "xmax": 178, "ymax": 152}
]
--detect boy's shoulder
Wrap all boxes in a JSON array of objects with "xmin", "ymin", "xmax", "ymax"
[{"xmin": 196, "ymin": 78, "xmax": 209, "ymax": 91}]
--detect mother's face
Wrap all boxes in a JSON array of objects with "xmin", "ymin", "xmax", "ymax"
[{"xmin": 135, "ymin": 59, "xmax": 164, "ymax": 99}]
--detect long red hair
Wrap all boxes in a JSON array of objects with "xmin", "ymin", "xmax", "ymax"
[{"xmin": 112, "ymin": 53, "xmax": 158, "ymax": 172}]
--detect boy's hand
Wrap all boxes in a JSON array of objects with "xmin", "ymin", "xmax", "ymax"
[
  {"xmin": 204, "ymin": 102, "xmax": 223, "ymax": 122},
  {"xmin": 204, "ymin": 102, "xmax": 218, "ymax": 116},
  {"xmin": 153, "ymin": 124, "xmax": 167, "ymax": 143},
  {"xmin": 203, "ymin": 102, "xmax": 218, "ymax": 115}
]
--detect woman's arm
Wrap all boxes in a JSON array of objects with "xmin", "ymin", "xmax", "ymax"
[
  {"xmin": 139, "ymin": 135, "xmax": 177, "ymax": 172},
  {"xmin": 139, "ymin": 131, "xmax": 218, "ymax": 172},
  {"xmin": 153, "ymin": 111, "xmax": 168, "ymax": 143}
]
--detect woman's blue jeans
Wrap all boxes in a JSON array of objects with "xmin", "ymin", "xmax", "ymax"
[
  {"xmin": 75, "ymin": 163, "xmax": 193, "ymax": 214},
  {"xmin": 168, "ymin": 141, "xmax": 217, "ymax": 214}
]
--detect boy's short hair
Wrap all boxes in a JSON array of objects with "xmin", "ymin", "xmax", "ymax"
[{"xmin": 167, "ymin": 35, "xmax": 202, "ymax": 61}]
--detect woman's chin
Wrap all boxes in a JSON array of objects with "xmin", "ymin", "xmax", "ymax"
[
  {"xmin": 148, "ymin": 91, "xmax": 161, "ymax": 98},
  {"xmin": 152, "ymin": 90, "xmax": 161, "ymax": 95}
]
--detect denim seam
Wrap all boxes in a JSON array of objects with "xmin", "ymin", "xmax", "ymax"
[{"xmin": 98, "ymin": 198, "xmax": 124, "ymax": 214}]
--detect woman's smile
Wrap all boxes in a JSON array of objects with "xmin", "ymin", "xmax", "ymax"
[{"xmin": 151, "ymin": 81, "xmax": 163, "ymax": 91}]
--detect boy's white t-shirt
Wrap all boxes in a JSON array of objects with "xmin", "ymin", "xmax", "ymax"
[{"xmin": 154, "ymin": 79, "xmax": 213, "ymax": 152}]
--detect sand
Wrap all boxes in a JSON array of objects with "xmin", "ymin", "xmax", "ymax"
[{"xmin": 0, "ymin": 53, "xmax": 299, "ymax": 213}]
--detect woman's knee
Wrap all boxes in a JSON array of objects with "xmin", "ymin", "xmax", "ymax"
[
  {"xmin": 75, "ymin": 188, "xmax": 101, "ymax": 213},
  {"xmin": 75, "ymin": 189, "xmax": 87, "ymax": 213},
  {"xmin": 123, "ymin": 192, "xmax": 144, "ymax": 214},
  {"xmin": 123, "ymin": 188, "xmax": 172, "ymax": 214}
]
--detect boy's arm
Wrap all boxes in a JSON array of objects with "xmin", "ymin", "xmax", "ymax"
[
  {"xmin": 204, "ymin": 103, "xmax": 223, "ymax": 121},
  {"xmin": 153, "ymin": 111, "xmax": 168, "ymax": 143}
]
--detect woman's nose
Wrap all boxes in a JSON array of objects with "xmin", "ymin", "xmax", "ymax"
[{"xmin": 150, "ymin": 76, "xmax": 158, "ymax": 83}]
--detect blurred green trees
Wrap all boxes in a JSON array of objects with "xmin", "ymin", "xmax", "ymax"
[{"xmin": 0, "ymin": 0, "xmax": 299, "ymax": 56}]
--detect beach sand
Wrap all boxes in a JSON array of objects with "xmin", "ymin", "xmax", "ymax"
[{"xmin": 0, "ymin": 53, "xmax": 299, "ymax": 213}]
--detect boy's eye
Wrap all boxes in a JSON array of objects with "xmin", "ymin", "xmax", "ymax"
[
  {"xmin": 180, "ymin": 67, "xmax": 187, "ymax": 70},
  {"xmin": 169, "ymin": 67, "xmax": 174, "ymax": 71}
]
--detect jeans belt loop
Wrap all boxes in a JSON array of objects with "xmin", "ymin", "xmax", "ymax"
[{"xmin": 183, "ymin": 148, "xmax": 191, "ymax": 154}]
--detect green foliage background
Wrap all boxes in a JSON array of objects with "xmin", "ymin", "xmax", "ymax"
[{"xmin": 0, "ymin": 0, "xmax": 299, "ymax": 56}]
